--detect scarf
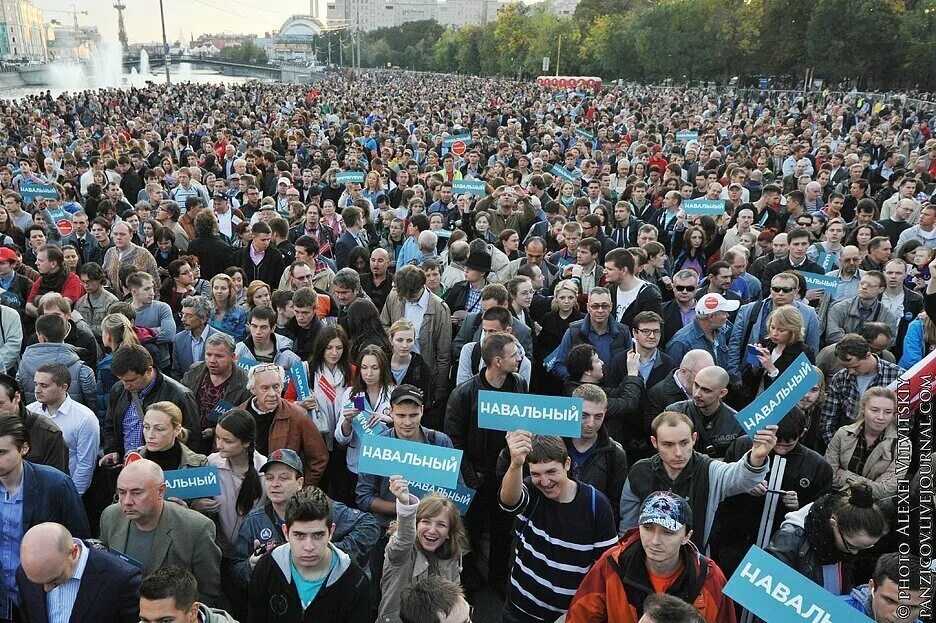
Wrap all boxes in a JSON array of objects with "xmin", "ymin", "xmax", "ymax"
[
  {"xmin": 37, "ymin": 266, "xmax": 68, "ymax": 297},
  {"xmin": 803, "ymin": 495, "xmax": 850, "ymax": 565}
]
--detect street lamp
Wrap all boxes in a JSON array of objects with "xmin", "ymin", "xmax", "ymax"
[{"xmin": 158, "ymin": 0, "xmax": 170, "ymax": 85}]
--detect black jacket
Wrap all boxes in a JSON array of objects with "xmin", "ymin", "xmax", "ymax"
[
  {"xmin": 760, "ymin": 256, "xmax": 825, "ymax": 293},
  {"xmin": 188, "ymin": 234, "xmax": 235, "ymax": 280},
  {"xmin": 24, "ymin": 319, "xmax": 99, "ymax": 370},
  {"xmin": 739, "ymin": 340, "xmax": 815, "ymax": 404},
  {"xmin": 891, "ymin": 286, "xmax": 925, "ymax": 362},
  {"xmin": 607, "ymin": 281, "xmax": 664, "ymax": 329},
  {"xmin": 248, "ymin": 543, "xmax": 370, "ymax": 623},
  {"xmin": 281, "ymin": 316, "xmax": 324, "ymax": 361},
  {"xmin": 234, "ymin": 245, "xmax": 285, "ymax": 291},
  {"xmin": 445, "ymin": 371, "xmax": 527, "ymax": 488},
  {"xmin": 660, "ymin": 299, "xmax": 693, "ymax": 350},
  {"xmin": 103, "ymin": 370, "xmax": 203, "ymax": 457},
  {"xmin": 646, "ymin": 373, "xmax": 689, "ymax": 430},
  {"xmin": 605, "ymin": 348, "xmax": 676, "ymax": 391}
]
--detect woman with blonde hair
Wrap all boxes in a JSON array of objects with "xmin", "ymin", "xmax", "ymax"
[
  {"xmin": 533, "ymin": 279, "xmax": 584, "ymax": 392},
  {"xmin": 96, "ymin": 313, "xmax": 142, "ymax": 420},
  {"xmin": 209, "ymin": 273, "xmax": 247, "ymax": 338},
  {"xmin": 378, "ymin": 478, "xmax": 467, "ymax": 623},
  {"xmin": 825, "ymin": 387, "xmax": 902, "ymax": 500},
  {"xmin": 741, "ymin": 304, "xmax": 815, "ymax": 402},
  {"xmin": 136, "ymin": 401, "xmax": 207, "ymax": 476}
]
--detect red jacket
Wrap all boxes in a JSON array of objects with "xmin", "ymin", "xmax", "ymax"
[
  {"xmin": 26, "ymin": 271, "xmax": 84, "ymax": 305},
  {"xmin": 566, "ymin": 529, "xmax": 736, "ymax": 623}
]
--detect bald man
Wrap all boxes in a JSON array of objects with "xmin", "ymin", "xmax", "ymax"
[
  {"xmin": 361, "ymin": 247, "xmax": 393, "ymax": 312},
  {"xmin": 98, "ymin": 459, "xmax": 223, "ymax": 607},
  {"xmin": 17, "ymin": 522, "xmax": 141, "ymax": 623},
  {"xmin": 665, "ymin": 365, "xmax": 743, "ymax": 459}
]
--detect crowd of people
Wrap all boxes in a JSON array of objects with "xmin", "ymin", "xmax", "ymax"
[{"xmin": 0, "ymin": 69, "xmax": 932, "ymax": 623}]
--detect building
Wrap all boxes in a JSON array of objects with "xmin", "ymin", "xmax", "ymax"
[
  {"xmin": 325, "ymin": 0, "xmax": 506, "ymax": 32},
  {"xmin": 547, "ymin": 0, "xmax": 580, "ymax": 17},
  {"xmin": 0, "ymin": 0, "xmax": 47, "ymax": 62},
  {"xmin": 266, "ymin": 15, "xmax": 325, "ymax": 64},
  {"xmin": 46, "ymin": 22, "xmax": 101, "ymax": 61}
]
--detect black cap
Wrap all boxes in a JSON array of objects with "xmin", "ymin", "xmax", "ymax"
[{"xmin": 390, "ymin": 384, "xmax": 424, "ymax": 406}]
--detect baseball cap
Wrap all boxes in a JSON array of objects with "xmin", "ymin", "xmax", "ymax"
[
  {"xmin": 390, "ymin": 384, "xmax": 424, "ymax": 406},
  {"xmin": 638, "ymin": 491, "xmax": 692, "ymax": 532},
  {"xmin": 260, "ymin": 448, "xmax": 303, "ymax": 475},
  {"xmin": 695, "ymin": 293, "xmax": 740, "ymax": 316},
  {"xmin": 212, "ymin": 192, "xmax": 227, "ymax": 201},
  {"xmin": 0, "ymin": 247, "xmax": 16, "ymax": 263},
  {"xmin": 277, "ymin": 176, "xmax": 292, "ymax": 186}
]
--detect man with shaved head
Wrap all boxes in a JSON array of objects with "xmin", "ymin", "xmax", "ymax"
[
  {"xmin": 17, "ymin": 522, "xmax": 141, "ymax": 623},
  {"xmin": 98, "ymin": 459, "xmax": 223, "ymax": 606},
  {"xmin": 665, "ymin": 365, "xmax": 743, "ymax": 459}
]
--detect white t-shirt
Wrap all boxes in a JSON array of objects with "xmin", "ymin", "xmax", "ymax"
[{"xmin": 615, "ymin": 279, "xmax": 647, "ymax": 322}]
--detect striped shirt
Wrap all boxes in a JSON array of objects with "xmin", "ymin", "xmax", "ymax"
[
  {"xmin": 501, "ymin": 478, "xmax": 617, "ymax": 622},
  {"xmin": 47, "ymin": 539, "xmax": 89, "ymax": 623}
]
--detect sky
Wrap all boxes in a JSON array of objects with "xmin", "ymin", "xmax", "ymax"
[{"xmin": 36, "ymin": 0, "xmax": 323, "ymax": 44}]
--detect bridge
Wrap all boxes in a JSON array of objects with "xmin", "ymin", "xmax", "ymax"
[{"xmin": 122, "ymin": 53, "xmax": 318, "ymax": 83}]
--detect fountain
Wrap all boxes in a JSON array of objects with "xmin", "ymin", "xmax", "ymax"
[
  {"xmin": 47, "ymin": 41, "xmax": 123, "ymax": 92},
  {"xmin": 139, "ymin": 48, "xmax": 150, "ymax": 76}
]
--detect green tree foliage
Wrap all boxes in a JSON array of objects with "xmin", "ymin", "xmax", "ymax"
[
  {"xmin": 218, "ymin": 41, "xmax": 268, "ymax": 65},
  {"xmin": 348, "ymin": 0, "xmax": 932, "ymax": 87}
]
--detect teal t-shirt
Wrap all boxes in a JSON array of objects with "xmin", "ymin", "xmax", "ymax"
[{"xmin": 290, "ymin": 552, "xmax": 336, "ymax": 610}]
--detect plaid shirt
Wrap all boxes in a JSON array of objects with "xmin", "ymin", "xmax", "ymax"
[
  {"xmin": 820, "ymin": 357, "xmax": 904, "ymax": 444},
  {"xmin": 847, "ymin": 424, "xmax": 883, "ymax": 475}
]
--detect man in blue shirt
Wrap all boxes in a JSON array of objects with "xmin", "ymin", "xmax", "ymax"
[
  {"xmin": 666, "ymin": 293, "xmax": 738, "ymax": 371},
  {"xmin": 842, "ymin": 553, "xmax": 926, "ymax": 623}
]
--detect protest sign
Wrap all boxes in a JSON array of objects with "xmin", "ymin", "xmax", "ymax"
[
  {"xmin": 47, "ymin": 208, "xmax": 73, "ymax": 236},
  {"xmin": 359, "ymin": 434, "xmax": 462, "ymax": 489},
  {"xmin": 682, "ymin": 199, "xmax": 726, "ymax": 216},
  {"xmin": 477, "ymin": 390, "xmax": 582, "ymax": 437},
  {"xmin": 407, "ymin": 480, "xmax": 475, "ymax": 515},
  {"xmin": 289, "ymin": 362, "xmax": 313, "ymax": 401},
  {"xmin": 442, "ymin": 134, "xmax": 472, "ymax": 148},
  {"xmin": 164, "ymin": 465, "xmax": 222, "ymax": 499},
  {"xmin": 887, "ymin": 348, "xmax": 936, "ymax": 412},
  {"xmin": 575, "ymin": 128, "xmax": 595, "ymax": 141},
  {"xmin": 725, "ymin": 546, "xmax": 874, "ymax": 623},
  {"xmin": 452, "ymin": 180, "xmax": 487, "ymax": 196},
  {"xmin": 208, "ymin": 399, "xmax": 237, "ymax": 424},
  {"xmin": 235, "ymin": 355, "xmax": 259, "ymax": 374},
  {"xmin": 816, "ymin": 251, "xmax": 836, "ymax": 272},
  {"xmin": 336, "ymin": 171, "xmax": 365, "ymax": 185},
  {"xmin": 551, "ymin": 164, "xmax": 581, "ymax": 183},
  {"xmin": 733, "ymin": 353, "xmax": 819, "ymax": 438},
  {"xmin": 802, "ymin": 272, "xmax": 839, "ymax": 296},
  {"xmin": 676, "ymin": 130, "xmax": 699, "ymax": 142},
  {"xmin": 19, "ymin": 182, "xmax": 57, "ymax": 203},
  {"xmin": 350, "ymin": 408, "xmax": 389, "ymax": 438}
]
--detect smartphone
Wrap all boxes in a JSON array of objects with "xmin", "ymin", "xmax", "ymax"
[
  {"xmin": 745, "ymin": 344, "xmax": 762, "ymax": 367},
  {"xmin": 353, "ymin": 393, "xmax": 366, "ymax": 411}
]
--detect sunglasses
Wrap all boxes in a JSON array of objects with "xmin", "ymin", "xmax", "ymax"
[
  {"xmin": 771, "ymin": 286, "xmax": 795, "ymax": 293},
  {"xmin": 674, "ymin": 285, "xmax": 696, "ymax": 292}
]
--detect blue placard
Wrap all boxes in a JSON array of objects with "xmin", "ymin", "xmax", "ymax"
[
  {"xmin": 336, "ymin": 171, "xmax": 365, "ymax": 185},
  {"xmin": 235, "ymin": 355, "xmax": 259, "ymax": 374},
  {"xmin": 358, "ymin": 434, "xmax": 462, "ymax": 489},
  {"xmin": 407, "ymin": 480, "xmax": 475, "ymax": 515},
  {"xmin": 724, "ymin": 546, "xmax": 875, "ymax": 623},
  {"xmin": 759, "ymin": 77, "xmax": 769, "ymax": 90},
  {"xmin": 816, "ymin": 251, "xmax": 836, "ymax": 272},
  {"xmin": 477, "ymin": 390, "xmax": 583, "ymax": 437},
  {"xmin": 350, "ymin": 409, "xmax": 389, "ymax": 438},
  {"xmin": 802, "ymin": 272, "xmax": 839, "ymax": 296},
  {"xmin": 554, "ymin": 93, "xmax": 567, "ymax": 100},
  {"xmin": 575, "ymin": 128, "xmax": 595, "ymax": 141},
  {"xmin": 47, "ymin": 207, "xmax": 73, "ymax": 236},
  {"xmin": 289, "ymin": 363, "xmax": 312, "ymax": 401},
  {"xmin": 682, "ymin": 199, "xmax": 726, "ymax": 216},
  {"xmin": 734, "ymin": 353, "xmax": 819, "ymax": 438},
  {"xmin": 20, "ymin": 182, "xmax": 58, "ymax": 202},
  {"xmin": 550, "ymin": 164, "xmax": 581, "ymax": 183},
  {"xmin": 163, "ymin": 465, "xmax": 222, "ymax": 499},
  {"xmin": 442, "ymin": 134, "xmax": 472, "ymax": 148},
  {"xmin": 208, "ymin": 399, "xmax": 236, "ymax": 424},
  {"xmin": 452, "ymin": 180, "xmax": 487, "ymax": 196},
  {"xmin": 676, "ymin": 130, "xmax": 699, "ymax": 142}
]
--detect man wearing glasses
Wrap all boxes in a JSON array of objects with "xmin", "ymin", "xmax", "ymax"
[
  {"xmin": 727, "ymin": 271, "xmax": 821, "ymax": 383},
  {"xmin": 661, "ymin": 269, "xmax": 701, "ymax": 347},
  {"xmin": 551, "ymin": 288, "xmax": 633, "ymax": 381}
]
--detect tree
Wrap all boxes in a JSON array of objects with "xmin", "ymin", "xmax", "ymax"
[{"xmin": 218, "ymin": 40, "xmax": 267, "ymax": 65}]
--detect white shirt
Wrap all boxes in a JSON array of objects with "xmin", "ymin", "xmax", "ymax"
[
  {"xmin": 881, "ymin": 289, "xmax": 905, "ymax": 323},
  {"xmin": 403, "ymin": 288, "xmax": 431, "ymax": 354},
  {"xmin": 27, "ymin": 396, "xmax": 99, "ymax": 495},
  {"xmin": 614, "ymin": 279, "xmax": 647, "ymax": 323}
]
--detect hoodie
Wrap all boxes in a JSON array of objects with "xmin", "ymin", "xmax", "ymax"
[
  {"xmin": 17, "ymin": 341, "xmax": 96, "ymax": 406},
  {"xmin": 198, "ymin": 604, "xmax": 238, "ymax": 623},
  {"xmin": 248, "ymin": 541, "xmax": 371, "ymax": 623}
]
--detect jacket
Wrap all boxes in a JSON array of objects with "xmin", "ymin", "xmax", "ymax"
[
  {"xmin": 666, "ymin": 319, "xmax": 732, "ymax": 372},
  {"xmin": 187, "ymin": 235, "xmax": 235, "ymax": 281},
  {"xmin": 135, "ymin": 441, "xmax": 207, "ymax": 469},
  {"xmin": 604, "ymin": 348, "xmax": 676, "ymax": 392},
  {"xmin": 248, "ymin": 542, "xmax": 371, "ymax": 623},
  {"xmin": 451, "ymin": 311, "xmax": 534, "ymax": 365},
  {"xmin": 17, "ymin": 342, "xmax": 96, "ymax": 407},
  {"xmin": 766, "ymin": 504, "xmax": 841, "ymax": 591},
  {"xmin": 235, "ymin": 335, "xmax": 301, "ymax": 370},
  {"xmin": 888, "ymin": 286, "xmax": 925, "ymax": 362},
  {"xmin": 445, "ymin": 371, "xmax": 527, "ymax": 488},
  {"xmin": 73, "ymin": 289, "xmax": 119, "ymax": 336},
  {"xmin": 825, "ymin": 420, "xmax": 902, "ymax": 500},
  {"xmin": 197, "ymin": 605, "xmax": 239, "ymax": 623},
  {"xmin": 234, "ymin": 245, "xmax": 285, "ymax": 291},
  {"xmin": 16, "ymin": 543, "xmax": 142, "ymax": 623},
  {"xmin": 380, "ymin": 288, "xmax": 453, "ymax": 403},
  {"xmin": 282, "ymin": 316, "xmax": 324, "ymax": 361},
  {"xmin": 103, "ymin": 370, "xmax": 204, "ymax": 456},
  {"xmin": 19, "ymin": 460, "xmax": 90, "ymax": 535},
  {"xmin": 553, "ymin": 315, "xmax": 633, "ymax": 380},
  {"xmin": 0, "ymin": 304, "xmax": 22, "ymax": 374},
  {"xmin": 646, "ymin": 373, "xmax": 690, "ymax": 428},
  {"xmin": 899, "ymin": 317, "xmax": 932, "ymax": 369},
  {"xmin": 619, "ymin": 450, "xmax": 768, "ymax": 551},
  {"xmin": 739, "ymin": 340, "xmax": 815, "ymax": 403},
  {"xmin": 727, "ymin": 299, "xmax": 821, "ymax": 382},
  {"xmin": 826, "ymin": 296, "xmax": 899, "ymax": 345},
  {"xmin": 377, "ymin": 497, "xmax": 462, "ymax": 623},
  {"xmin": 760, "ymin": 256, "xmax": 826, "ymax": 292},
  {"xmin": 607, "ymin": 280, "xmax": 664, "ymax": 328},
  {"xmin": 238, "ymin": 397, "xmax": 328, "ymax": 486},
  {"xmin": 22, "ymin": 409, "xmax": 69, "ymax": 475},
  {"xmin": 566, "ymin": 529, "xmax": 736, "ymax": 623},
  {"xmin": 182, "ymin": 361, "xmax": 252, "ymax": 427},
  {"xmin": 99, "ymin": 501, "xmax": 223, "ymax": 606},
  {"xmin": 170, "ymin": 325, "xmax": 220, "ymax": 379},
  {"xmin": 665, "ymin": 400, "xmax": 743, "ymax": 459},
  {"xmin": 232, "ymin": 500, "xmax": 380, "ymax": 589}
]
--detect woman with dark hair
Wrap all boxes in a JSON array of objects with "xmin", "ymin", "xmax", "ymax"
[
  {"xmin": 159, "ymin": 258, "xmax": 195, "ymax": 328},
  {"xmin": 206, "ymin": 408, "xmax": 265, "ymax": 616},
  {"xmin": 304, "ymin": 324, "xmax": 353, "ymax": 458},
  {"xmin": 346, "ymin": 298, "xmax": 391, "ymax": 360},
  {"xmin": 844, "ymin": 224, "xmax": 875, "ymax": 261},
  {"xmin": 347, "ymin": 246, "xmax": 370, "ymax": 275},
  {"xmin": 224, "ymin": 266, "xmax": 248, "ymax": 308},
  {"xmin": 149, "ymin": 226, "xmax": 180, "ymax": 277},
  {"xmin": 767, "ymin": 483, "xmax": 889, "ymax": 594}
]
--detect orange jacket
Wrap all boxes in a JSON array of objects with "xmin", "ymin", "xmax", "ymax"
[{"xmin": 566, "ymin": 529, "xmax": 736, "ymax": 623}]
